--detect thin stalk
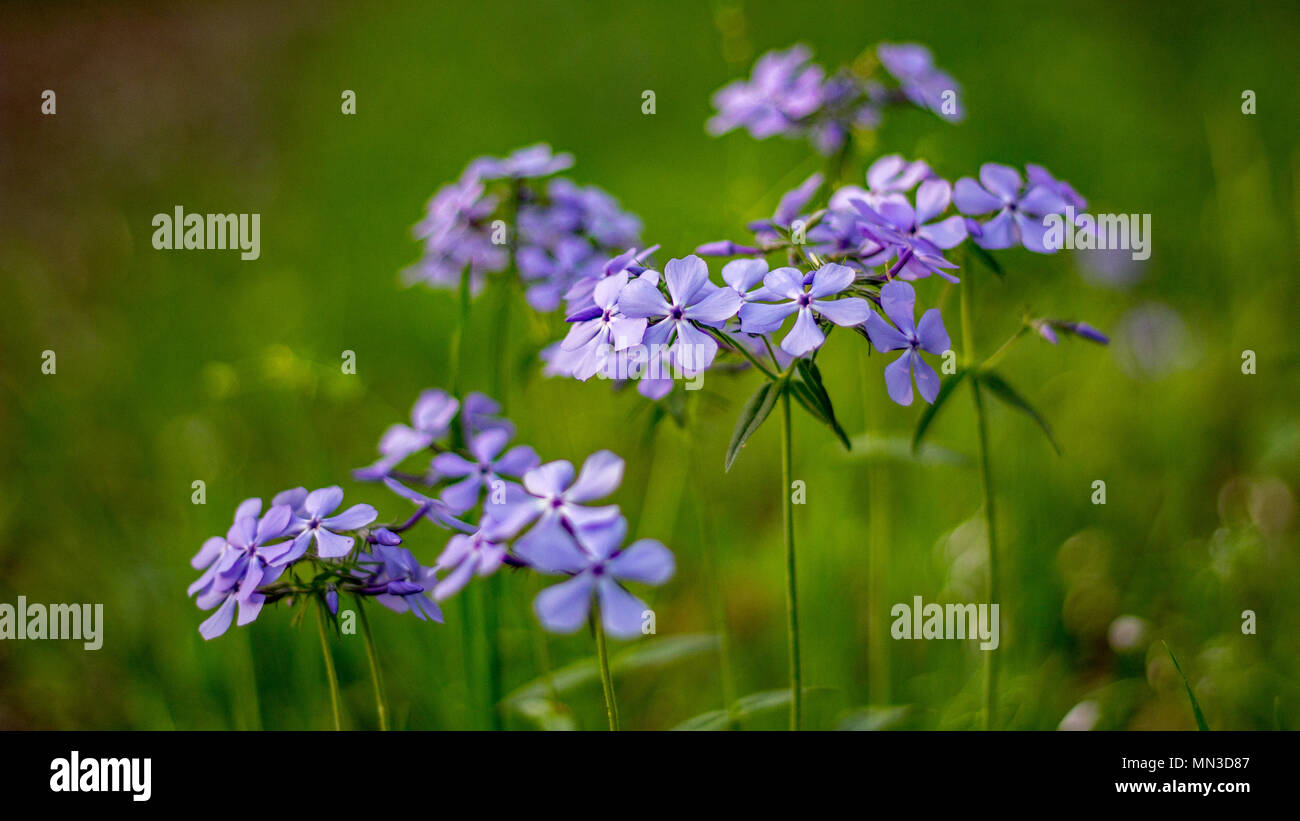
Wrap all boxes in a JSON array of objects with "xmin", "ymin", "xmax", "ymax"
[
  {"xmin": 961, "ymin": 279, "xmax": 999, "ymax": 730},
  {"xmin": 314, "ymin": 602, "xmax": 343, "ymax": 731},
  {"xmin": 971, "ymin": 378, "xmax": 999, "ymax": 731},
  {"xmin": 703, "ymin": 326, "xmax": 777, "ymax": 380},
  {"xmin": 355, "ymin": 598, "xmax": 389, "ymax": 731},
  {"xmin": 483, "ymin": 575, "xmax": 504, "ymax": 731},
  {"xmin": 593, "ymin": 613, "xmax": 620, "ymax": 731},
  {"xmin": 779, "ymin": 387, "xmax": 802, "ymax": 730}
]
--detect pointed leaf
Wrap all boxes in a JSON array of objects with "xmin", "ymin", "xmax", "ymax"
[
  {"xmin": 795, "ymin": 360, "xmax": 852, "ymax": 450},
  {"xmin": 977, "ymin": 371, "xmax": 1061, "ymax": 455},
  {"xmin": 913, "ymin": 368, "xmax": 967, "ymax": 453},
  {"xmin": 726, "ymin": 381, "xmax": 780, "ymax": 472},
  {"xmin": 1163, "ymin": 641, "xmax": 1210, "ymax": 731},
  {"xmin": 970, "ymin": 245, "xmax": 1004, "ymax": 277}
]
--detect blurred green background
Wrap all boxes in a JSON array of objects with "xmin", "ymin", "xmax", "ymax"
[{"xmin": 1, "ymin": 0, "xmax": 1298, "ymax": 730}]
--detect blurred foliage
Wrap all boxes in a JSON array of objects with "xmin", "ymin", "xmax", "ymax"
[{"xmin": 0, "ymin": 0, "xmax": 1297, "ymax": 729}]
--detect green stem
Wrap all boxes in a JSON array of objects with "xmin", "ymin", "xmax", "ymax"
[
  {"xmin": 314, "ymin": 602, "xmax": 343, "ymax": 731},
  {"xmin": 593, "ymin": 613, "xmax": 620, "ymax": 731},
  {"xmin": 971, "ymin": 378, "xmax": 999, "ymax": 731},
  {"xmin": 355, "ymin": 598, "xmax": 389, "ymax": 731},
  {"xmin": 704, "ymin": 326, "xmax": 777, "ymax": 380},
  {"xmin": 779, "ymin": 387, "xmax": 802, "ymax": 730},
  {"xmin": 483, "ymin": 575, "xmax": 504, "ymax": 731}
]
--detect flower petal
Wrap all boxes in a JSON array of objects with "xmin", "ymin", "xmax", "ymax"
[
  {"xmin": 915, "ymin": 308, "xmax": 951, "ymax": 354},
  {"xmin": 807, "ymin": 262, "xmax": 855, "ymax": 298},
  {"xmin": 597, "ymin": 577, "xmax": 650, "ymax": 639},
  {"xmin": 566, "ymin": 450, "xmax": 624, "ymax": 502},
  {"xmin": 663, "ymin": 255, "xmax": 710, "ymax": 306},
  {"xmin": 884, "ymin": 350, "xmax": 915, "ymax": 406},
  {"xmin": 879, "ymin": 279, "xmax": 917, "ymax": 334},
  {"xmin": 616, "ymin": 277, "xmax": 672, "ymax": 318},
  {"xmin": 523, "ymin": 460, "xmax": 575, "ymax": 497},
  {"xmin": 304, "ymin": 487, "xmax": 344, "ymax": 519},
  {"xmin": 780, "ymin": 308, "xmax": 826, "ymax": 357},
  {"xmin": 322, "ymin": 503, "xmax": 378, "ymax": 532},
  {"xmin": 812, "ymin": 297, "xmax": 871, "ymax": 327},
  {"xmin": 608, "ymin": 539, "xmax": 675, "ymax": 585},
  {"xmin": 534, "ymin": 572, "xmax": 596, "ymax": 634},
  {"xmin": 738, "ymin": 299, "xmax": 798, "ymax": 333}
]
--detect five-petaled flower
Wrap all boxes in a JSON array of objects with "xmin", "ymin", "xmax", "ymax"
[
  {"xmin": 738, "ymin": 263, "xmax": 872, "ymax": 357},
  {"xmin": 863, "ymin": 280, "xmax": 951, "ymax": 405},
  {"xmin": 518, "ymin": 516, "xmax": 675, "ymax": 639}
]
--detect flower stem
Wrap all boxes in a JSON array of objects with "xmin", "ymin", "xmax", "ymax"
[
  {"xmin": 483, "ymin": 575, "xmax": 504, "ymax": 731},
  {"xmin": 779, "ymin": 387, "xmax": 802, "ymax": 730},
  {"xmin": 355, "ymin": 598, "xmax": 389, "ymax": 731},
  {"xmin": 593, "ymin": 613, "xmax": 620, "ymax": 731},
  {"xmin": 314, "ymin": 602, "xmax": 343, "ymax": 731},
  {"xmin": 971, "ymin": 378, "xmax": 999, "ymax": 731}
]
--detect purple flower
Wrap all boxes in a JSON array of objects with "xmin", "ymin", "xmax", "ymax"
[
  {"xmin": 275, "ymin": 486, "xmax": 378, "ymax": 564},
  {"xmin": 190, "ymin": 504, "xmax": 294, "ymax": 639},
  {"xmin": 518, "ymin": 516, "xmax": 674, "ymax": 638},
  {"xmin": 707, "ymin": 45, "xmax": 825, "ymax": 140},
  {"xmin": 831, "ymin": 154, "xmax": 932, "ymax": 211},
  {"xmin": 863, "ymin": 280, "xmax": 950, "ymax": 405},
  {"xmin": 433, "ymin": 527, "xmax": 508, "ymax": 601},
  {"xmin": 460, "ymin": 391, "xmax": 514, "ymax": 441},
  {"xmin": 432, "ymin": 427, "xmax": 540, "ymax": 513},
  {"xmin": 695, "ymin": 240, "xmax": 762, "ymax": 257},
  {"xmin": 877, "ymin": 43, "xmax": 963, "ymax": 122},
  {"xmin": 738, "ymin": 263, "xmax": 872, "ymax": 357},
  {"xmin": 1035, "ymin": 319, "xmax": 1110, "ymax": 346},
  {"xmin": 355, "ymin": 543, "xmax": 443, "ymax": 622},
  {"xmin": 562, "ymin": 244, "xmax": 659, "ymax": 315},
  {"xmin": 847, "ymin": 178, "xmax": 965, "ymax": 282},
  {"xmin": 354, "ymin": 389, "xmax": 459, "ymax": 480},
  {"xmin": 618, "ymin": 255, "xmax": 742, "ymax": 373},
  {"xmin": 954, "ymin": 163, "xmax": 1072, "ymax": 253},
  {"xmin": 470, "ymin": 143, "xmax": 574, "ymax": 181},
  {"xmin": 558, "ymin": 271, "xmax": 648, "ymax": 381},
  {"xmin": 484, "ymin": 450, "xmax": 625, "ymax": 543},
  {"xmin": 382, "ymin": 478, "xmax": 475, "ymax": 532},
  {"xmin": 748, "ymin": 172, "xmax": 823, "ymax": 246},
  {"xmin": 404, "ymin": 177, "xmax": 507, "ymax": 293},
  {"xmin": 1026, "ymin": 164, "xmax": 1087, "ymax": 212},
  {"xmin": 721, "ymin": 258, "xmax": 778, "ymax": 302}
]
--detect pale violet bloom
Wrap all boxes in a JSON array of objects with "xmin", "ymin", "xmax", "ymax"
[
  {"xmin": 518, "ymin": 516, "xmax": 674, "ymax": 639},
  {"xmin": 738, "ymin": 263, "xmax": 872, "ymax": 357},
  {"xmin": 863, "ymin": 280, "xmax": 950, "ymax": 405},
  {"xmin": 618, "ymin": 255, "xmax": 742, "ymax": 373}
]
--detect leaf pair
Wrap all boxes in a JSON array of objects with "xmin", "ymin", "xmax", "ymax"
[
  {"xmin": 913, "ymin": 368, "xmax": 1059, "ymax": 455},
  {"xmin": 724, "ymin": 363, "xmax": 851, "ymax": 472}
]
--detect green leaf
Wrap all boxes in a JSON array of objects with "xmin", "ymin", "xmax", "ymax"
[
  {"xmin": 672, "ymin": 687, "xmax": 834, "ymax": 730},
  {"xmin": 1163, "ymin": 642, "xmax": 1210, "ymax": 731},
  {"xmin": 913, "ymin": 368, "xmax": 967, "ymax": 453},
  {"xmin": 836, "ymin": 705, "xmax": 914, "ymax": 731},
  {"xmin": 794, "ymin": 360, "xmax": 852, "ymax": 450},
  {"xmin": 970, "ymin": 245, "xmax": 1004, "ymax": 277},
  {"xmin": 502, "ymin": 634, "xmax": 719, "ymax": 712},
  {"xmin": 725, "ymin": 381, "xmax": 780, "ymax": 472},
  {"xmin": 977, "ymin": 371, "xmax": 1061, "ymax": 455}
]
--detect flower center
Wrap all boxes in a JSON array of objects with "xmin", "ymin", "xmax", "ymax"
[
  {"xmin": 797, "ymin": 293, "xmax": 812, "ymax": 308},
  {"xmin": 669, "ymin": 305, "xmax": 685, "ymax": 320}
]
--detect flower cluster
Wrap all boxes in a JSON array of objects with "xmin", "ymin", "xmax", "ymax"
[
  {"xmin": 707, "ymin": 43, "xmax": 962, "ymax": 156},
  {"xmin": 189, "ymin": 389, "xmax": 674, "ymax": 641},
  {"xmin": 404, "ymin": 144, "xmax": 643, "ymax": 312}
]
